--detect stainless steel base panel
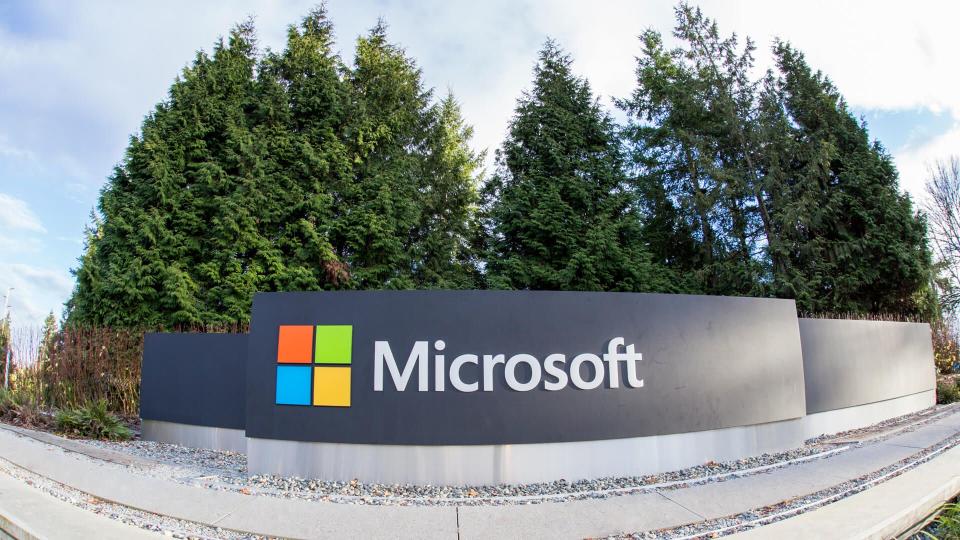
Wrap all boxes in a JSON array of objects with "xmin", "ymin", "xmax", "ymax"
[
  {"xmin": 141, "ymin": 420, "xmax": 247, "ymax": 453},
  {"xmin": 246, "ymin": 418, "xmax": 805, "ymax": 486}
]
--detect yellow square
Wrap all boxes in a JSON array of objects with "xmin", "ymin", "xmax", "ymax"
[{"xmin": 313, "ymin": 367, "xmax": 351, "ymax": 407}]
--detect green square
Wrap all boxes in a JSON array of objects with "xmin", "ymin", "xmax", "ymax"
[{"xmin": 314, "ymin": 325, "xmax": 352, "ymax": 364}]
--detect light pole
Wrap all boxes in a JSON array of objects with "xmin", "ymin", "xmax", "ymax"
[{"xmin": 2, "ymin": 288, "xmax": 11, "ymax": 390}]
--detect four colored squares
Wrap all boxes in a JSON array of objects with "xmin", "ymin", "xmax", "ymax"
[{"xmin": 275, "ymin": 325, "xmax": 352, "ymax": 407}]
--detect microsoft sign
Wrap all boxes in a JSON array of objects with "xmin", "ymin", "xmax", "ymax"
[{"xmin": 245, "ymin": 290, "xmax": 805, "ymax": 446}]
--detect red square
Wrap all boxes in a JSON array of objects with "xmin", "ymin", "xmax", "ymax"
[{"xmin": 277, "ymin": 325, "xmax": 313, "ymax": 363}]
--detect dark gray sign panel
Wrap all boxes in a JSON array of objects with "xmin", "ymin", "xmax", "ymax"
[
  {"xmin": 141, "ymin": 333, "xmax": 247, "ymax": 429},
  {"xmin": 245, "ymin": 291, "xmax": 807, "ymax": 445},
  {"xmin": 799, "ymin": 319, "xmax": 936, "ymax": 414}
]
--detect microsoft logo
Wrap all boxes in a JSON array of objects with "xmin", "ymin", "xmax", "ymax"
[{"xmin": 275, "ymin": 325, "xmax": 352, "ymax": 407}]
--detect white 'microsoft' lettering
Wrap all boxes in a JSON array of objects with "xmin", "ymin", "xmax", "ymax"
[{"xmin": 373, "ymin": 337, "xmax": 643, "ymax": 393}]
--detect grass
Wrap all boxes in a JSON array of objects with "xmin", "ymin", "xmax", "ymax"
[
  {"xmin": 54, "ymin": 399, "xmax": 132, "ymax": 440},
  {"xmin": 0, "ymin": 387, "xmax": 51, "ymax": 429},
  {"xmin": 922, "ymin": 502, "xmax": 960, "ymax": 540}
]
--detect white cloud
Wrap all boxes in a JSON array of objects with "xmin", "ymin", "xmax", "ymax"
[
  {"xmin": 4, "ymin": 1, "xmax": 959, "ymax": 174},
  {"xmin": 893, "ymin": 122, "xmax": 960, "ymax": 205},
  {"xmin": 0, "ymin": 235, "xmax": 42, "ymax": 254},
  {"xmin": 0, "ymin": 193, "xmax": 45, "ymax": 233},
  {"xmin": 0, "ymin": 263, "xmax": 72, "ymax": 326}
]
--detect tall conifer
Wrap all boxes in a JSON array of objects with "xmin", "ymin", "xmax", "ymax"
[
  {"xmin": 67, "ymin": 11, "xmax": 485, "ymax": 327},
  {"xmin": 762, "ymin": 43, "xmax": 932, "ymax": 314},
  {"xmin": 484, "ymin": 41, "xmax": 669, "ymax": 292}
]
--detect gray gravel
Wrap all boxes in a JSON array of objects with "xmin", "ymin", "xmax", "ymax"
[
  {"xmin": 85, "ymin": 438, "xmax": 839, "ymax": 506},
  {"xmin": 80, "ymin": 404, "xmax": 955, "ymax": 507},
  {"xmin": 0, "ymin": 403, "xmax": 955, "ymax": 539}
]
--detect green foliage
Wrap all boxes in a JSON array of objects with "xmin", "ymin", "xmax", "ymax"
[
  {"xmin": 762, "ymin": 42, "xmax": 932, "ymax": 315},
  {"xmin": 923, "ymin": 503, "xmax": 960, "ymax": 540},
  {"xmin": 0, "ymin": 387, "xmax": 49, "ymax": 429},
  {"xmin": 66, "ymin": 8, "xmax": 482, "ymax": 328},
  {"xmin": 617, "ymin": 5, "xmax": 767, "ymax": 296},
  {"xmin": 618, "ymin": 3, "xmax": 932, "ymax": 313},
  {"xmin": 484, "ymin": 41, "xmax": 672, "ymax": 292},
  {"xmin": 54, "ymin": 400, "xmax": 132, "ymax": 440},
  {"xmin": 937, "ymin": 378, "xmax": 960, "ymax": 405},
  {"xmin": 65, "ymin": 2, "xmax": 932, "ymax": 326}
]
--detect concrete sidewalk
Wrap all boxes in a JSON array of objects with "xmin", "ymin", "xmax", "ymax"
[
  {"xmin": 0, "ymin": 472, "xmax": 162, "ymax": 539},
  {"xmin": 0, "ymin": 410, "xmax": 957, "ymax": 539},
  {"xmin": 731, "ymin": 443, "xmax": 960, "ymax": 539}
]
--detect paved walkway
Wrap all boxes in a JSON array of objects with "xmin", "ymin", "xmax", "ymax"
[
  {"xmin": 730, "ymin": 442, "xmax": 960, "ymax": 539},
  {"xmin": 0, "ymin": 409, "xmax": 957, "ymax": 539},
  {"xmin": 0, "ymin": 471, "xmax": 161, "ymax": 539}
]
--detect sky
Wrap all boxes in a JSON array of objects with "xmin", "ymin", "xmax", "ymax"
[{"xmin": 1, "ymin": 0, "xmax": 959, "ymax": 327}]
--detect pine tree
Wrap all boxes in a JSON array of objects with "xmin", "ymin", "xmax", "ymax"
[
  {"xmin": 39, "ymin": 311, "xmax": 58, "ymax": 363},
  {"xmin": 68, "ymin": 22, "xmax": 262, "ymax": 326},
  {"xmin": 484, "ymin": 41, "xmax": 669, "ymax": 292},
  {"xmin": 252, "ymin": 6, "xmax": 352, "ymax": 289}
]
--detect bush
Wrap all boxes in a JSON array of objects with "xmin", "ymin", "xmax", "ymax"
[
  {"xmin": 937, "ymin": 378, "xmax": 960, "ymax": 405},
  {"xmin": 932, "ymin": 320, "xmax": 960, "ymax": 375},
  {"xmin": 923, "ymin": 502, "xmax": 960, "ymax": 540},
  {"xmin": 54, "ymin": 400, "xmax": 132, "ymax": 440},
  {"xmin": 42, "ymin": 326, "xmax": 144, "ymax": 417},
  {"xmin": 0, "ymin": 387, "xmax": 51, "ymax": 429}
]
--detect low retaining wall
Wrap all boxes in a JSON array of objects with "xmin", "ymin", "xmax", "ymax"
[
  {"xmin": 246, "ymin": 418, "xmax": 804, "ymax": 485},
  {"xmin": 139, "ymin": 292, "xmax": 937, "ymax": 485}
]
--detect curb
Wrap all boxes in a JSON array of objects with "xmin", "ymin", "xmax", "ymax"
[
  {"xmin": 882, "ymin": 476, "xmax": 960, "ymax": 540},
  {"xmin": 0, "ymin": 505, "xmax": 43, "ymax": 540},
  {"xmin": 728, "ymin": 443, "xmax": 960, "ymax": 539}
]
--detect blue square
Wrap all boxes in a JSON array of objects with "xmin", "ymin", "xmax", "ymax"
[{"xmin": 275, "ymin": 365, "xmax": 311, "ymax": 405}]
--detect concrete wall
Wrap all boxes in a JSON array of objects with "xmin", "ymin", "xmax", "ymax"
[{"xmin": 799, "ymin": 318, "xmax": 936, "ymax": 438}]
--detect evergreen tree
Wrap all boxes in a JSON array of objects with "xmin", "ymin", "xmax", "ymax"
[
  {"xmin": 331, "ymin": 22, "xmax": 433, "ymax": 289},
  {"xmin": 484, "ymin": 41, "xmax": 669, "ymax": 292},
  {"xmin": 68, "ymin": 21, "xmax": 263, "ymax": 326},
  {"xmin": 413, "ymin": 93, "xmax": 484, "ymax": 288},
  {"xmin": 762, "ymin": 42, "xmax": 932, "ymax": 314},
  {"xmin": 618, "ymin": 4, "xmax": 766, "ymax": 297},
  {"xmin": 252, "ymin": 6, "xmax": 352, "ymax": 289},
  {"xmin": 66, "ymin": 10, "xmax": 484, "ymax": 327},
  {"xmin": 39, "ymin": 311, "xmax": 58, "ymax": 363},
  {"xmin": 620, "ymin": 4, "xmax": 931, "ymax": 314}
]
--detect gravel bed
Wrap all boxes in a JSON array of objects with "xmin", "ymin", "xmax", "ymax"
[
  {"xmin": 0, "ymin": 404, "xmax": 955, "ymax": 539},
  {"xmin": 83, "ymin": 439, "xmax": 247, "ymax": 479},
  {"xmin": 84, "ymin": 438, "xmax": 837, "ymax": 506},
  {"xmin": 75, "ymin": 404, "xmax": 955, "ymax": 507},
  {"xmin": 806, "ymin": 403, "xmax": 955, "ymax": 444},
  {"xmin": 74, "ymin": 404, "xmax": 957, "ymax": 507}
]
